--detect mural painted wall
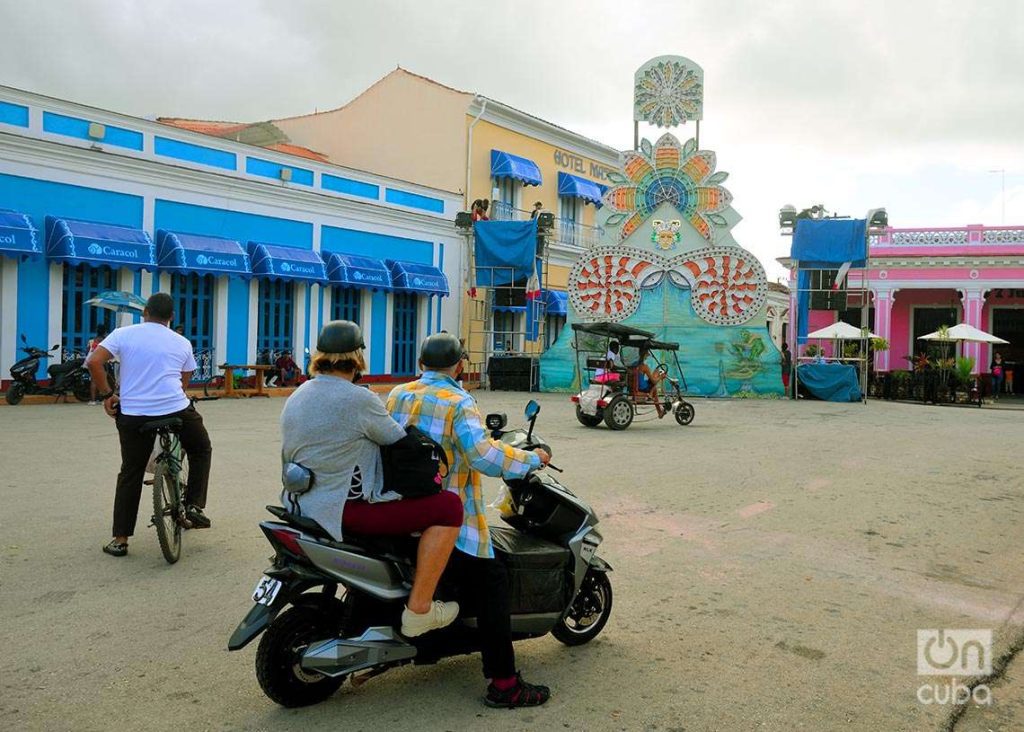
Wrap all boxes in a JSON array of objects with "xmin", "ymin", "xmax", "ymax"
[{"xmin": 539, "ymin": 61, "xmax": 783, "ymax": 397}]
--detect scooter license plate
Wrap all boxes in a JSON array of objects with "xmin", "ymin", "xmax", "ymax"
[{"xmin": 252, "ymin": 576, "xmax": 283, "ymax": 606}]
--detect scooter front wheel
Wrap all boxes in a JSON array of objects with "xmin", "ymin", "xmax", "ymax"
[
  {"xmin": 552, "ymin": 569, "xmax": 613, "ymax": 646},
  {"xmin": 5, "ymin": 383, "xmax": 26, "ymax": 405}
]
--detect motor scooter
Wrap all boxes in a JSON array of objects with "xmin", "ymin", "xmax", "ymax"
[
  {"xmin": 5, "ymin": 335, "xmax": 93, "ymax": 405},
  {"xmin": 228, "ymin": 400, "xmax": 612, "ymax": 708}
]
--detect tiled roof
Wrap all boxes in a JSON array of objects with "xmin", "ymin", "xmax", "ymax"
[
  {"xmin": 157, "ymin": 118, "xmax": 250, "ymax": 136},
  {"xmin": 264, "ymin": 143, "xmax": 329, "ymax": 162}
]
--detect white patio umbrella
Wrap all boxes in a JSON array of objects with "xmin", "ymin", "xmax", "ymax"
[
  {"xmin": 918, "ymin": 323, "xmax": 1008, "ymax": 344},
  {"xmin": 806, "ymin": 321, "xmax": 878, "ymax": 340}
]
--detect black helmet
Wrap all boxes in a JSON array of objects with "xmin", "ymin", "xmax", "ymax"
[
  {"xmin": 317, "ymin": 320, "xmax": 364, "ymax": 353},
  {"xmin": 419, "ymin": 332, "xmax": 463, "ymax": 369}
]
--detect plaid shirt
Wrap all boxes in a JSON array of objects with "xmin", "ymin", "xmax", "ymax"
[{"xmin": 387, "ymin": 372, "xmax": 541, "ymax": 558}]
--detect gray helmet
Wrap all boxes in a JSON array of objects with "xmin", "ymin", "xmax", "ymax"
[
  {"xmin": 317, "ymin": 320, "xmax": 364, "ymax": 353},
  {"xmin": 419, "ymin": 332, "xmax": 463, "ymax": 369}
]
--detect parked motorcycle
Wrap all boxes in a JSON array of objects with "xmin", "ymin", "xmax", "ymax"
[
  {"xmin": 229, "ymin": 400, "xmax": 612, "ymax": 708},
  {"xmin": 5, "ymin": 335, "xmax": 93, "ymax": 405}
]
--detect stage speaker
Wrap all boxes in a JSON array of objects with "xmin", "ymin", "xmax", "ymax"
[
  {"xmin": 488, "ymin": 356, "xmax": 537, "ymax": 391},
  {"xmin": 537, "ymin": 212, "xmax": 554, "ymax": 231},
  {"xmin": 455, "ymin": 211, "xmax": 473, "ymax": 229}
]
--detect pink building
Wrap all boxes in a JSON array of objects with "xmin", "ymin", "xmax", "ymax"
[{"xmin": 787, "ymin": 224, "xmax": 1024, "ymax": 395}]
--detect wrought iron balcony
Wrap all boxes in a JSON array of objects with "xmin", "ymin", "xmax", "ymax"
[{"xmin": 489, "ymin": 201, "xmax": 605, "ymax": 250}]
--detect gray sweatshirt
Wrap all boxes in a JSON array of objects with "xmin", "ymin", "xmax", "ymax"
[{"xmin": 279, "ymin": 374, "xmax": 405, "ymax": 541}]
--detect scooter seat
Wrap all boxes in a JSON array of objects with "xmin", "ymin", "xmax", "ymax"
[{"xmin": 48, "ymin": 359, "xmax": 83, "ymax": 377}]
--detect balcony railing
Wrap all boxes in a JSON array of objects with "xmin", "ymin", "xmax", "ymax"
[
  {"xmin": 869, "ymin": 225, "xmax": 1024, "ymax": 248},
  {"xmin": 489, "ymin": 201, "xmax": 606, "ymax": 250}
]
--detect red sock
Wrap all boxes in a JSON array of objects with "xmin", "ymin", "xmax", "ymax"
[{"xmin": 492, "ymin": 676, "xmax": 517, "ymax": 691}]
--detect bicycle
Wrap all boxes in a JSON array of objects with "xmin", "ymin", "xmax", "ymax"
[{"xmin": 144, "ymin": 417, "xmax": 190, "ymax": 564}]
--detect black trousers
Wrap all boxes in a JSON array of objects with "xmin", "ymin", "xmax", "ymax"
[
  {"xmin": 444, "ymin": 552, "xmax": 516, "ymax": 680},
  {"xmin": 112, "ymin": 404, "xmax": 212, "ymax": 537}
]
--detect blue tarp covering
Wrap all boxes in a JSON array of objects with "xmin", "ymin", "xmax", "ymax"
[
  {"xmin": 247, "ymin": 242, "xmax": 326, "ymax": 282},
  {"xmin": 45, "ymin": 216, "xmax": 155, "ymax": 270},
  {"xmin": 386, "ymin": 259, "xmax": 449, "ymax": 296},
  {"xmin": 558, "ymin": 172, "xmax": 606, "ymax": 206},
  {"xmin": 0, "ymin": 210, "xmax": 39, "ymax": 257},
  {"xmin": 474, "ymin": 219, "xmax": 539, "ymax": 286},
  {"xmin": 490, "ymin": 149, "xmax": 542, "ymax": 187},
  {"xmin": 798, "ymin": 363, "xmax": 861, "ymax": 402},
  {"xmin": 325, "ymin": 252, "xmax": 392, "ymax": 290},
  {"xmin": 156, "ymin": 230, "xmax": 250, "ymax": 276},
  {"xmin": 791, "ymin": 219, "xmax": 867, "ymax": 267},
  {"xmin": 543, "ymin": 289, "xmax": 568, "ymax": 316}
]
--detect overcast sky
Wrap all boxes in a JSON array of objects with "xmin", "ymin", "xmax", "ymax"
[{"xmin": 3, "ymin": 0, "xmax": 1023, "ymax": 279}]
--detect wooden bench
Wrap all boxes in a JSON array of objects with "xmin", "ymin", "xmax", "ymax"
[{"xmin": 217, "ymin": 364, "xmax": 275, "ymax": 398}]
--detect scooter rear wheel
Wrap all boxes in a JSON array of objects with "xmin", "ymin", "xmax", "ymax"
[
  {"xmin": 73, "ymin": 379, "xmax": 92, "ymax": 403},
  {"xmin": 255, "ymin": 605, "xmax": 346, "ymax": 707},
  {"xmin": 5, "ymin": 383, "xmax": 25, "ymax": 405},
  {"xmin": 552, "ymin": 569, "xmax": 613, "ymax": 646}
]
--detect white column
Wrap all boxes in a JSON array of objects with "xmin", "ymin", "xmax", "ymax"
[
  {"xmin": 0, "ymin": 258, "xmax": 18, "ymax": 376},
  {"xmin": 307, "ymin": 284, "xmax": 320, "ymax": 353},
  {"xmin": 321, "ymin": 285, "xmax": 332, "ymax": 329},
  {"xmin": 48, "ymin": 263, "xmax": 62, "ymax": 354},
  {"xmin": 214, "ymin": 275, "xmax": 229, "ymax": 366},
  {"xmin": 117, "ymin": 270, "xmax": 136, "ymax": 328},
  {"xmin": 383, "ymin": 293, "xmax": 394, "ymax": 375},
  {"xmin": 247, "ymin": 279, "xmax": 259, "ymax": 363},
  {"xmin": 293, "ymin": 283, "xmax": 307, "ymax": 358},
  {"xmin": 360, "ymin": 290, "xmax": 373, "ymax": 346}
]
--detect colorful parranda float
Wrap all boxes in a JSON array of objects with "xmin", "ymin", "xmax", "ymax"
[{"xmin": 540, "ymin": 55, "xmax": 783, "ymax": 398}]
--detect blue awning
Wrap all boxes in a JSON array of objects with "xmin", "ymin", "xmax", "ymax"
[
  {"xmin": 558, "ymin": 172, "xmax": 606, "ymax": 206},
  {"xmin": 493, "ymin": 304, "xmax": 526, "ymax": 313},
  {"xmin": 386, "ymin": 259, "xmax": 449, "ymax": 296},
  {"xmin": 156, "ymin": 230, "xmax": 250, "ymax": 276},
  {"xmin": 0, "ymin": 210, "xmax": 40, "ymax": 258},
  {"xmin": 324, "ymin": 252, "xmax": 392, "ymax": 291},
  {"xmin": 491, "ymin": 149, "xmax": 542, "ymax": 187},
  {"xmin": 45, "ymin": 216, "xmax": 155, "ymax": 270},
  {"xmin": 543, "ymin": 289, "xmax": 568, "ymax": 316},
  {"xmin": 247, "ymin": 242, "xmax": 326, "ymax": 283}
]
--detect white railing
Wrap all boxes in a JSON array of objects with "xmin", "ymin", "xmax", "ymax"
[{"xmin": 869, "ymin": 225, "xmax": 1024, "ymax": 247}]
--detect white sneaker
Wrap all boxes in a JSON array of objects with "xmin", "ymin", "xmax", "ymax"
[{"xmin": 400, "ymin": 600, "xmax": 459, "ymax": 638}]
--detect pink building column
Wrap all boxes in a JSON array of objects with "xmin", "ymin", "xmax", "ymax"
[
  {"xmin": 873, "ymin": 289, "xmax": 896, "ymax": 371},
  {"xmin": 960, "ymin": 288, "xmax": 986, "ymax": 374}
]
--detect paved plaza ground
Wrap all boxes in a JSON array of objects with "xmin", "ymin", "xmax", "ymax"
[{"xmin": 1, "ymin": 393, "xmax": 1023, "ymax": 731}]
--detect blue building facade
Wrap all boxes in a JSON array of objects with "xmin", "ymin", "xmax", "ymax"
[{"xmin": 0, "ymin": 86, "xmax": 463, "ymax": 384}]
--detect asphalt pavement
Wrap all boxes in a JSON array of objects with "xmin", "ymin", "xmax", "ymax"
[{"xmin": 1, "ymin": 393, "xmax": 1022, "ymax": 731}]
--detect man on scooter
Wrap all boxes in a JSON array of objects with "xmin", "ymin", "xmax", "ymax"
[
  {"xmin": 86, "ymin": 293, "xmax": 213, "ymax": 557},
  {"xmin": 387, "ymin": 333, "xmax": 553, "ymax": 708}
]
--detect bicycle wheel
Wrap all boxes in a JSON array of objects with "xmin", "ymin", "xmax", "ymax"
[{"xmin": 152, "ymin": 462, "xmax": 182, "ymax": 564}]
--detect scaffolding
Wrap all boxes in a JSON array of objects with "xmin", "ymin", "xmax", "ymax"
[
  {"xmin": 784, "ymin": 210, "xmax": 884, "ymax": 404},
  {"xmin": 459, "ymin": 220, "xmax": 554, "ymax": 391}
]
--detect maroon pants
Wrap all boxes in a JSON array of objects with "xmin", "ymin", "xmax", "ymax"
[{"xmin": 343, "ymin": 490, "xmax": 463, "ymax": 535}]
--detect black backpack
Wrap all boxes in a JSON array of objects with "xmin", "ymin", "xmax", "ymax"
[{"xmin": 380, "ymin": 426, "xmax": 449, "ymax": 499}]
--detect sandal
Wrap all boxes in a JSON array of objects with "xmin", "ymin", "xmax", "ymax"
[{"xmin": 102, "ymin": 540, "xmax": 128, "ymax": 557}]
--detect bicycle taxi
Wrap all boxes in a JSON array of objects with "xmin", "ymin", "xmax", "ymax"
[{"xmin": 569, "ymin": 322, "xmax": 695, "ymax": 430}]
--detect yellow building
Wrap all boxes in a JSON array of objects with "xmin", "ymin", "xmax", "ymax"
[{"xmin": 271, "ymin": 68, "xmax": 622, "ymax": 371}]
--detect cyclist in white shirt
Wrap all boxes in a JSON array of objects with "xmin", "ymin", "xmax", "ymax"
[{"xmin": 87, "ymin": 293, "xmax": 213, "ymax": 557}]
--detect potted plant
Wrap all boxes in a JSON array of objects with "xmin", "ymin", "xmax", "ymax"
[{"xmin": 954, "ymin": 356, "xmax": 976, "ymax": 403}]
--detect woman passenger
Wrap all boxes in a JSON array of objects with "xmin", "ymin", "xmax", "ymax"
[{"xmin": 280, "ymin": 320, "xmax": 463, "ymax": 638}]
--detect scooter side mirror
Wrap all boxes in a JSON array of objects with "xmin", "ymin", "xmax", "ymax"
[
  {"xmin": 51, "ymin": 344, "xmax": 60, "ymax": 351},
  {"xmin": 524, "ymin": 400, "xmax": 540, "ymax": 421},
  {"xmin": 20, "ymin": 334, "xmax": 27, "ymax": 344}
]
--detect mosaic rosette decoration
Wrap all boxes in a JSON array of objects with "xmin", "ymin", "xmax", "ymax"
[
  {"xmin": 671, "ymin": 248, "xmax": 767, "ymax": 326},
  {"xmin": 634, "ymin": 58, "xmax": 703, "ymax": 127},
  {"xmin": 602, "ymin": 134, "xmax": 732, "ymax": 244},
  {"xmin": 569, "ymin": 246, "xmax": 767, "ymax": 326}
]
